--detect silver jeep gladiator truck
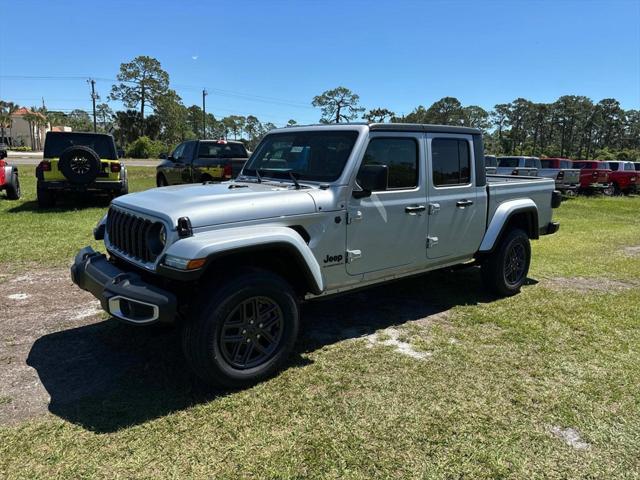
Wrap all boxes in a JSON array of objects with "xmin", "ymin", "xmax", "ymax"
[{"xmin": 71, "ymin": 123, "xmax": 561, "ymax": 387}]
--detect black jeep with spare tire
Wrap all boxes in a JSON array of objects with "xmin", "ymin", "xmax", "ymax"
[{"xmin": 36, "ymin": 131, "xmax": 128, "ymax": 207}]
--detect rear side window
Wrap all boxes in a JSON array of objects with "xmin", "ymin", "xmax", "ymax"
[
  {"xmin": 432, "ymin": 138, "xmax": 471, "ymax": 186},
  {"xmin": 600, "ymin": 162, "xmax": 610, "ymax": 170},
  {"xmin": 361, "ymin": 138, "xmax": 418, "ymax": 189},
  {"xmin": 524, "ymin": 158, "xmax": 537, "ymax": 168},
  {"xmin": 560, "ymin": 160, "xmax": 572, "ymax": 169},
  {"xmin": 624, "ymin": 163, "xmax": 635, "ymax": 171}
]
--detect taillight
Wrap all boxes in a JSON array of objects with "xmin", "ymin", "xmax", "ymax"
[
  {"xmin": 110, "ymin": 163, "xmax": 121, "ymax": 173},
  {"xmin": 39, "ymin": 161, "xmax": 51, "ymax": 172},
  {"xmin": 223, "ymin": 163, "xmax": 233, "ymax": 179},
  {"xmin": 557, "ymin": 171, "xmax": 564, "ymax": 180}
]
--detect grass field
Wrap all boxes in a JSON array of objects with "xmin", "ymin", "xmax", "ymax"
[{"xmin": 1, "ymin": 168, "xmax": 639, "ymax": 478}]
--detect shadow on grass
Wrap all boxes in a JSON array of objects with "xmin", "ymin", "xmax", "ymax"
[
  {"xmin": 27, "ymin": 266, "xmax": 522, "ymax": 433},
  {"xmin": 7, "ymin": 194, "xmax": 112, "ymax": 214}
]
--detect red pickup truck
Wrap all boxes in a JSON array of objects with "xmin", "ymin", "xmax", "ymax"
[
  {"xmin": 572, "ymin": 160, "xmax": 612, "ymax": 194},
  {"xmin": 606, "ymin": 161, "xmax": 638, "ymax": 195}
]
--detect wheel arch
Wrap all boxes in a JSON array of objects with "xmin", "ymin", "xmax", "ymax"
[
  {"xmin": 163, "ymin": 226, "xmax": 324, "ymax": 296},
  {"xmin": 478, "ymin": 199, "xmax": 539, "ymax": 253}
]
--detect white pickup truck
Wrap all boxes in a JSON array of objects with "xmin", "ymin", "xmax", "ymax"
[
  {"xmin": 497, "ymin": 156, "xmax": 540, "ymax": 176},
  {"xmin": 72, "ymin": 123, "xmax": 561, "ymax": 387}
]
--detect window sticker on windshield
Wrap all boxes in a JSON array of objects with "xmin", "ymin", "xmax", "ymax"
[{"xmin": 290, "ymin": 146, "xmax": 304, "ymax": 153}]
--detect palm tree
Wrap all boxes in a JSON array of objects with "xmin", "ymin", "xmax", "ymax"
[
  {"xmin": 0, "ymin": 101, "xmax": 10, "ymax": 144},
  {"xmin": 5, "ymin": 102, "xmax": 18, "ymax": 147}
]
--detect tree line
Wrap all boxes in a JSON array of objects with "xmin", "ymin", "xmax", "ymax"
[{"xmin": 1, "ymin": 55, "xmax": 638, "ymax": 160}]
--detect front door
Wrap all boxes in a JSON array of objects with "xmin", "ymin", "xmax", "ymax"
[
  {"xmin": 346, "ymin": 133, "xmax": 428, "ymax": 276},
  {"xmin": 426, "ymin": 134, "xmax": 484, "ymax": 261}
]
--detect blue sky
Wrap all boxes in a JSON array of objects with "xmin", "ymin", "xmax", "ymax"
[{"xmin": 1, "ymin": 0, "xmax": 638, "ymax": 126}]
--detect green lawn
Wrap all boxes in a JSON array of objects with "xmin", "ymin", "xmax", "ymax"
[{"xmin": 0, "ymin": 171, "xmax": 639, "ymax": 478}]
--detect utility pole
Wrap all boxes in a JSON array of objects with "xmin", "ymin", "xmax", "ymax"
[
  {"xmin": 87, "ymin": 79, "xmax": 97, "ymax": 132},
  {"xmin": 202, "ymin": 89, "xmax": 208, "ymax": 138}
]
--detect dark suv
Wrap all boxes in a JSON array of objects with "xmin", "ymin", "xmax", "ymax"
[
  {"xmin": 36, "ymin": 132, "xmax": 128, "ymax": 207},
  {"xmin": 156, "ymin": 139, "xmax": 249, "ymax": 186}
]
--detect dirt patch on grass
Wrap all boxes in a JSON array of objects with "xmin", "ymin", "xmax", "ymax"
[
  {"xmin": 0, "ymin": 267, "xmax": 103, "ymax": 425},
  {"xmin": 549, "ymin": 426, "xmax": 590, "ymax": 450},
  {"xmin": 621, "ymin": 245, "xmax": 640, "ymax": 257},
  {"xmin": 544, "ymin": 276, "xmax": 637, "ymax": 292}
]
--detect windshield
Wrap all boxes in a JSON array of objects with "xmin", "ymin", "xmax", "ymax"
[
  {"xmin": 198, "ymin": 142, "xmax": 247, "ymax": 158},
  {"xmin": 243, "ymin": 130, "xmax": 359, "ymax": 182},
  {"xmin": 44, "ymin": 133, "xmax": 116, "ymax": 159},
  {"xmin": 498, "ymin": 157, "xmax": 519, "ymax": 168}
]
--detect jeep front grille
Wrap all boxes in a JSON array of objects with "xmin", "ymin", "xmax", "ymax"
[{"xmin": 106, "ymin": 208, "xmax": 157, "ymax": 262}]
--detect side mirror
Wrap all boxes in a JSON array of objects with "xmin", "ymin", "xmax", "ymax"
[
  {"xmin": 353, "ymin": 164, "xmax": 388, "ymax": 198},
  {"xmin": 167, "ymin": 154, "xmax": 175, "ymax": 162},
  {"xmin": 159, "ymin": 152, "xmax": 168, "ymax": 160}
]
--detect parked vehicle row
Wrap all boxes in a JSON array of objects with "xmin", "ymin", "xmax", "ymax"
[{"xmin": 485, "ymin": 155, "xmax": 637, "ymax": 195}]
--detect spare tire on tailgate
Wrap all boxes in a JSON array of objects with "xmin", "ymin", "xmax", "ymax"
[{"xmin": 58, "ymin": 146, "xmax": 101, "ymax": 184}]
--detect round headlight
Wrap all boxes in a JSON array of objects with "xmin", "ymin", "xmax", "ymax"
[
  {"xmin": 147, "ymin": 222, "xmax": 167, "ymax": 256},
  {"xmin": 159, "ymin": 225, "xmax": 166, "ymax": 246}
]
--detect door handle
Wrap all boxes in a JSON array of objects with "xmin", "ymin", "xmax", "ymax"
[
  {"xmin": 405, "ymin": 205, "xmax": 426, "ymax": 214},
  {"xmin": 456, "ymin": 200, "xmax": 474, "ymax": 208}
]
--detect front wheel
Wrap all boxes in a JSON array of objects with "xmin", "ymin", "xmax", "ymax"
[
  {"xmin": 181, "ymin": 269, "xmax": 299, "ymax": 388},
  {"xmin": 481, "ymin": 228, "xmax": 531, "ymax": 296}
]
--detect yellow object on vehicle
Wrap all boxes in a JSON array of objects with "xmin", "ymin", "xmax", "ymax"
[{"xmin": 42, "ymin": 158, "xmax": 123, "ymax": 182}]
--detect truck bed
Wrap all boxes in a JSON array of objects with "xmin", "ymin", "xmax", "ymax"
[{"xmin": 486, "ymin": 174, "xmax": 555, "ymax": 231}]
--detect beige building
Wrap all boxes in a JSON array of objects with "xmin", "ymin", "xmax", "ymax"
[{"xmin": 5, "ymin": 107, "xmax": 49, "ymax": 150}]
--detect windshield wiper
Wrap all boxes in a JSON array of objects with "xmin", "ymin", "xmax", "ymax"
[{"xmin": 288, "ymin": 171, "xmax": 301, "ymax": 190}]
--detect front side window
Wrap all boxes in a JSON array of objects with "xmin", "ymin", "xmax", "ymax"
[
  {"xmin": 172, "ymin": 143, "xmax": 185, "ymax": 161},
  {"xmin": 540, "ymin": 159, "xmax": 555, "ymax": 168},
  {"xmin": 432, "ymin": 138, "xmax": 471, "ymax": 186},
  {"xmin": 243, "ymin": 130, "xmax": 358, "ymax": 182},
  {"xmin": 359, "ymin": 138, "xmax": 418, "ymax": 190}
]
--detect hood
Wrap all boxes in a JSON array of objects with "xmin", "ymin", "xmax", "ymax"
[{"xmin": 112, "ymin": 181, "xmax": 317, "ymax": 228}]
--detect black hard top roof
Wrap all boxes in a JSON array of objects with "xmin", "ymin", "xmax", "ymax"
[
  {"xmin": 46, "ymin": 131, "xmax": 113, "ymax": 138},
  {"xmin": 368, "ymin": 123, "xmax": 481, "ymax": 135}
]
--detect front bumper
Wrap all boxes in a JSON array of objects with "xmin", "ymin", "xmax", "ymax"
[{"xmin": 71, "ymin": 247, "xmax": 177, "ymax": 325}]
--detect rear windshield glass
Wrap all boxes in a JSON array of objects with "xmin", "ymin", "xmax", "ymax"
[
  {"xmin": 498, "ymin": 157, "xmax": 519, "ymax": 168},
  {"xmin": 484, "ymin": 155, "xmax": 497, "ymax": 167},
  {"xmin": 540, "ymin": 160, "xmax": 555, "ymax": 168},
  {"xmin": 44, "ymin": 133, "xmax": 116, "ymax": 159},
  {"xmin": 243, "ymin": 130, "xmax": 359, "ymax": 182},
  {"xmin": 198, "ymin": 142, "xmax": 247, "ymax": 158}
]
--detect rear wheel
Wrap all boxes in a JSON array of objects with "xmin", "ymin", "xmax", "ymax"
[
  {"xmin": 481, "ymin": 228, "xmax": 531, "ymax": 297},
  {"xmin": 181, "ymin": 269, "xmax": 299, "ymax": 388},
  {"xmin": 37, "ymin": 185, "xmax": 56, "ymax": 208},
  {"xmin": 6, "ymin": 172, "xmax": 20, "ymax": 200}
]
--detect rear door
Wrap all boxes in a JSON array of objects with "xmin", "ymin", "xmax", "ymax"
[
  {"xmin": 346, "ymin": 133, "xmax": 428, "ymax": 276},
  {"xmin": 426, "ymin": 134, "xmax": 485, "ymax": 261}
]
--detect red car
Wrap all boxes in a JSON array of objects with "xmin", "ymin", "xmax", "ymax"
[
  {"xmin": 572, "ymin": 160, "xmax": 612, "ymax": 194},
  {"xmin": 0, "ymin": 145, "xmax": 21, "ymax": 200},
  {"xmin": 606, "ymin": 161, "xmax": 637, "ymax": 195}
]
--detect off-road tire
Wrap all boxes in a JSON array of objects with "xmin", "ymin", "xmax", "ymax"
[
  {"xmin": 481, "ymin": 228, "xmax": 531, "ymax": 297},
  {"xmin": 37, "ymin": 185, "xmax": 55, "ymax": 208},
  {"xmin": 181, "ymin": 269, "xmax": 299, "ymax": 388},
  {"xmin": 6, "ymin": 171, "xmax": 20, "ymax": 200},
  {"xmin": 58, "ymin": 146, "xmax": 101, "ymax": 184},
  {"xmin": 156, "ymin": 173, "xmax": 168, "ymax": 187}
]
